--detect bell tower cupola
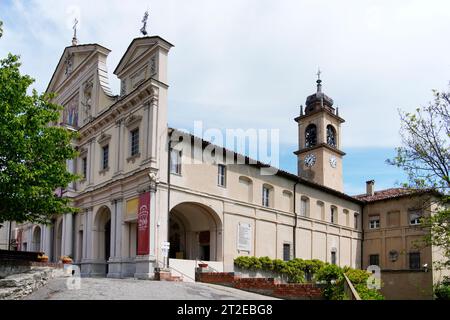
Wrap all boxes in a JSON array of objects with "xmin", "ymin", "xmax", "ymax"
[{"xmin": 294, "ymin": 72, "xmax": 346, "ymax": 192}]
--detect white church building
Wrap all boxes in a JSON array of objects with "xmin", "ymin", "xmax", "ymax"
[{"xmin": 5, "ymin": 31, "xmax": 366, "ymax": 281}]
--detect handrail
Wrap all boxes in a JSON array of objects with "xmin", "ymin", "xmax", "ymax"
[
  {"xmin": 343, "ymin": 274, "xmax": 361, "ymax": 300},
  {"xmin": 195, "ymin": 258, "xmax": 221, "ymax": 273},
  {"xmin": 155, "ymin": 258, "xmax": 196, "ymax": 282}
]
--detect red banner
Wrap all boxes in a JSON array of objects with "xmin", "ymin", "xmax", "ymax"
[{"xmin": 137, "ymin": 192, "xmax": 151, "ymax": 255}]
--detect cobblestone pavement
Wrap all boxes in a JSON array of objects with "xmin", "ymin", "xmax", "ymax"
[{"xmin": 24, "ymin": 277, "xmax": 279, "ymax": 300}]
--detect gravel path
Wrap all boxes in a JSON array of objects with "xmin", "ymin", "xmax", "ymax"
[{"xmin": 24, "ymin": 277, "xmax": 279, "ymax": 300}]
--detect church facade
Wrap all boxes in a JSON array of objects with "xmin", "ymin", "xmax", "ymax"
[{"xmin": 4, "ymin": 33, "xmax": 446, "ymax": 296}]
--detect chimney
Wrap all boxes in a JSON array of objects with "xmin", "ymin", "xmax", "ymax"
[{"xmin": 366, "ymin": 180, "xmax": 375, "ymax": 196}]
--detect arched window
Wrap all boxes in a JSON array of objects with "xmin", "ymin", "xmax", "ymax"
[
  {"xmin": 305, "ymin": 124, "xmax": 317, "ymax": 148},
  {"xmin": 326, "ymin": 125, "xmax": 337, "ymax": 148},
  {"xmin": 300, "ymin": 196, "xmax": 310, "ymax": 217},
  {"xmin": 239, "ymin": 176, "xmax": 253, "ymax": 203},
  {"xmin": 317, "ymin": 201, "xmax": 325, "ymax": 220}
]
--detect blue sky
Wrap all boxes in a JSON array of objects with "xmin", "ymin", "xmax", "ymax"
[{"xmin": 1, "ymin": 0, "xmax": 448, "ymax": 195}]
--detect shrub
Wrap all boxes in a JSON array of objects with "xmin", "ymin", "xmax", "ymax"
[
  {"xmin": 233, "ymin": 256, "xmax": 384, "ymax": 300},
  {"xmin": 435, "ymin": 280, "xmax": 450, "ymax": 300}
]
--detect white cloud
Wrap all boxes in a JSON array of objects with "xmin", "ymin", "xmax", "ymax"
[{"xmin": 1, "ymin": 0, "xmax": 450, "ymax": 148}]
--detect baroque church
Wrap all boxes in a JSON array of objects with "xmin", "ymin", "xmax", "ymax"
[{"xmin": 2, "ymin": 22, "xmax": 447, "ymax": 299}]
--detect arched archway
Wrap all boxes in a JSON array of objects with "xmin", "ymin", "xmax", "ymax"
[
  {"xmin": 169, "ymin": 202, "xmax": 222, "ymax": 262},
  {"xmin": 93, "ymin": 206, "xmax": 111, "ymax": 275},
  {"xmin": 32, "ymin": 226, "xmax": 41, "ymax": 252}
]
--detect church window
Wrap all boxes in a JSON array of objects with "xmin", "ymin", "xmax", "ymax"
[
  {"xmin": 331, "ymin": 206, "xmax": 337, "ymax": 224},
  {"xmin": 283, "ymin": 243, "xmax": 292, "ymax": 261},
  {"xmin": 326, "ymin": 125, "xmax": 337, "ymax": 148},
  {"xmin": 218, "ymin": 164, "xmax": 226, "ymax": 187},
  {"xmin": 102, "ymin": 145, "xmax": 109, "ymax": 170},
  {"xmin": 305, "ymin": 124, "xmax": 317, "ymax": 148},
  {"xmin": 130, "ymin": 128, "xmax": 140, "ymax": 156},
  {"xmin": 82, "ymin": 157, "xmax": 87, "ymax": 179},
  {"xmin": 262, "ymin": 186, "xmax": 271, "ymax": 207},
  {"xmin": 331, "ymin": 251, "xmax": 337, "ymax": 265}
]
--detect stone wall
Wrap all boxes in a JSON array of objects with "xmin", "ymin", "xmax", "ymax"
[
  {"xmin": 381, "ymin": 270, "xmax": 433, "ymax": 300},
  {"xmin": 0, "ymin": 267, "xmax": 63, "ymax": 300},
  {"xmin": 197, "ymin": 272, "xmax": 324, "ymax": 300}
]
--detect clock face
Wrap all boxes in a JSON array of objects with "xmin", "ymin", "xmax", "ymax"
[
  {"xmin": 330, "ymin": 157, "xmax": 337, "ymax": 168},
  {"xmin": 304, "ymin": 154, "xmax": 316, "ymax": 168}
]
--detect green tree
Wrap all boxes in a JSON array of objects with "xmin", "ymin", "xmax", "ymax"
[
  {"xmin": 388, "ymin": 86, "xmax": 450, "ymax": 270},
  {"xmin": 0, "ymin": 23, "xmax": 78, "ymax": 224}
]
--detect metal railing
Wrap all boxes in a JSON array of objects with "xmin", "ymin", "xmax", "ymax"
[{"xmin": 155, "ymin": 258, "xmax": 196, "ymax": 282}]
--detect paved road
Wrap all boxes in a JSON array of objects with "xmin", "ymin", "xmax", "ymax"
[{"xmin": 24, "ymin": 277, "xmax": 278, "ymax": 300}]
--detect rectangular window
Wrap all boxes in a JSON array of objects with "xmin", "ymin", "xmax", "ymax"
[
  {"xmin": 130, "ymin": 128, "xmax": 139, "ymax": 156},
  {"xmin": 369, "ymin": 254, "xmax": 380, "ymax": 266},
  {"xmin": 331, "ymin": 251, "xmax": 337, "ymax": 265},
  {"xmin": 262, "ymin": 187, "xmax": 270, "ymax": 207},
  {"xmin": 331, "ymin": 207, "xmax": 337, "ymax": 224},
  {"xmin": 102, "ymin": 144, "xmax": 109, "ymax": 170},
  {"xmin": 218, "ymin": 164, "xmax": 226, "ymax": 187},
  {"xmin": 409, "ymin": 252, "xmax": 421, "ymax": 270},
  {"xmin": 170, "ymin": 149, "xmax": 182, "ymax": 175},
  {"xmin": 354, "ymin": 213, "xmax": 359, "ymax": 229},
  {"xmin": 283, "ymin": 243, "xmax": 291, "ymax": 261},
  {"xmin": 409, "ymin": 210, "xmax": 422, "ymax": 226},
  {"xmin": 369, "ymin": 215, "xmax": 380, "ymax": 229},
  {"xmin": 300, "ymin": 199, "xmax": 308, "ymax": 217},
  {"xmin": 82, "ymin": 157, "xmax": 87, "ymax": 179}
]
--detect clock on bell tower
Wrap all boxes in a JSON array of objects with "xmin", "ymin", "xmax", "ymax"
[{"xmin": 294, "ymin": 72, "xmax": 345, "ymax": 192}]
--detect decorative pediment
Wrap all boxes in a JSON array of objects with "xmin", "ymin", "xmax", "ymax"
[
  {"xmin": 125, "ymin": 114, "xmax": 143, "ymax": 129},
  {"xmin": 78, "ymin": 147, "xmax": 88, "ymax": 156},
  {"xmin": 46, "ymin": 44, "xmax": 111, "ymax": 95},
  {"xmin": 114, "ymin": 36, "xmax": 173, "ymax": 78},
  {"xmin": 97, "ymin": 132, "xmax": 112, "ymax": 145}
]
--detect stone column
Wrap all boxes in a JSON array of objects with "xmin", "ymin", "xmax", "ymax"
[
  {"xmin": 108, "ymin": 198, "xmax": 124, "ymax": 278},
  {"xmin": 42, "ymin": 224, "xmax": 53, "ymax": 259},
  {"xmin": 62, "ymin": 214, "xmax": 73, "ymax": 257},
  {"xmin": 115, "ymin": 119, "xmax": 125, "ymax": 175},
  {"xmin": 87, "ymin": 138, "xmax": 96, "ymax": 185},
  {"xmin": 142, "ymin": 102, "xmax": 150, "ymax": 162},
  {"xmin": 81, "ymin": 207, "xmax": 93, "ymax": 276}
]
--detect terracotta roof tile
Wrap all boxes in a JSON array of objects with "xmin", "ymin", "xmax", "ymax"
[{"xmin": 353, "ymin": 188, "xmax": 419, "ymax": 202}]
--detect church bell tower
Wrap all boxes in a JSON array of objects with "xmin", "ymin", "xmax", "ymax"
[{"xmin": 294, "ymin": 73, "xmax": 345, "ymax": 192}]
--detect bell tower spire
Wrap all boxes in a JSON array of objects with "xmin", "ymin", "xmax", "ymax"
[{"xmin": 294, "ymin": 73, "xmax": 346, "ymax": 192}]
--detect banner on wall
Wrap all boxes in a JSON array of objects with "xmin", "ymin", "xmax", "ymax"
[{"xmin": 137, "ymin": 192, "xmax": 150, "ymax": 255}]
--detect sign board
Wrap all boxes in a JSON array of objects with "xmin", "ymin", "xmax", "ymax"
[
  {"xmin": 137, "ymin": 192, "xmax": 150, "ymax": 255},
  {"xmin": 237, "ymin": 223, "xmax": 252, "ymax": 252},
  {"xmin": 161, "ymin": 241, "xmax": 170, "ymax": 249}
]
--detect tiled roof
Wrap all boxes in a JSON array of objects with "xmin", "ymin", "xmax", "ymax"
[
  {"xmin": 353, "ymin": 188, "xmax": 421, "ymax": 202},
  {"xmin": 169, "ymin": 128, "xmax": 364, "ymax": 205}
]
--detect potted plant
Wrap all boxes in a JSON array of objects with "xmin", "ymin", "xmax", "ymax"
[
  {"xmin": 37, "ymin": 254, "xmax": 49, "ymax": 262},
  {"xmin": 61, "ymin": 256, "xmax": 73, "ymax": 264}
]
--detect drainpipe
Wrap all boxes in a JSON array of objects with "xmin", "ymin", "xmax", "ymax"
[
  {"xmin": 293, "ymin": 181, "xmax": 300, "ymax": 259},
  {"xmin": 166, "ymin": 129, "xmax": 174, "ymax": 269}
]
